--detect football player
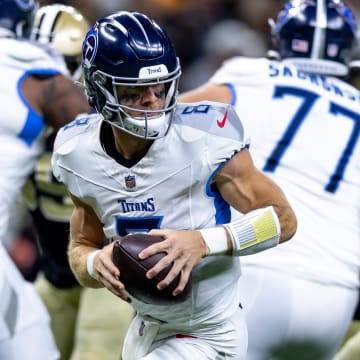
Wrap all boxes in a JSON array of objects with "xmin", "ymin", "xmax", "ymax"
[
  {"xmin": 0, "ymin": 0, "xmax": 89, "ymax": 358},
  {"xmin": 51, "ymin": 11, "xmax": 296, "ymax": 359},
  {"xmin": 180, "ymin": 0, "xmax": 360, "ymax": 359}
]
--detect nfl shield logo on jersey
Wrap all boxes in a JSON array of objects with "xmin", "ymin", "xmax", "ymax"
[{"xmin": 125, "ymin": 175, "xmax": 136, "ymax": 189}]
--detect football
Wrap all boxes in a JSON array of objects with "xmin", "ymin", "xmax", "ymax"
[{"xmin": 112, "ymin": 233, "xmax": 192, "ymax": 305}]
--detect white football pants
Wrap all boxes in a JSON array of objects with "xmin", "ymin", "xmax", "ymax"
[
  {"xmin": 238, "ymin": 265, "xmax": 358, "ymax": 360},
  {"xmin": 0, "ymin": 243, "xmax": 59, "ymax": 360}
]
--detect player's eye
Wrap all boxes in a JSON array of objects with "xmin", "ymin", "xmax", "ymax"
[
  {"xmin": 118, "ymin": 92, "xmax": 140, "ymax": 103},
  {"xmin": 154, "ymin": 88, "xmax": 165, "ymax": 99}
]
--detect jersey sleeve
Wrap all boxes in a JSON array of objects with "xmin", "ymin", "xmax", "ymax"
[
  {"xmin": 51, "ymin": 114, "xmax": 97, "ymax": 196},
  {"xmin": 176, "ymin": 101, "xmax": 249, "ymax": 142},
  {"xmin": 0, "ymin": 39, "xmax": 69, "ymax": 76},
  {"xmin": 175, "ymin": 101, "xmax": 250, "ymax": 170},
  {"xmin": 210, "ymin": 57, "xmax": 268, "ymax": 85}
]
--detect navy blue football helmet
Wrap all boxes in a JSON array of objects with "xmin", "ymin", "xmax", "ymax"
[
  {"xmin": 270, "ymin": 0, "xmax": 357, "ymax": 76},
  {"xmin": 82, "ymin": 11, "xmax": 181, "ymax": 139},
  {"xmin": 0, "ymin": 0, "xmax": 38, "ymax": 38}
]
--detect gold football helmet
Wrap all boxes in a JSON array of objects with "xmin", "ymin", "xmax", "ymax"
[{"xmin": 31, "ymin": 4, "xmax": 89, "ymax": 80}]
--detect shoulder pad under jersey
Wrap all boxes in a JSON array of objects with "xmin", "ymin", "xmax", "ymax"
[
  {"xmin": 175, "ymin": 101, "xmax": 249, "ymax": 144},
  {"xmin": 53, "ymin": 113, "xmax": 99, "ymax": 156},
  {"xmin": 0, "ymin": 38, "xmax": 68, "ymax": 75},
  {"xmin": 210, "ymin": 56, "xmax": 269, "ymax": 84}
]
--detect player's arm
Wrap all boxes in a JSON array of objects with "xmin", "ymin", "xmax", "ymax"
[
  {"xmin": 207, "ymin": 147, "xmax": 297, "ymax": 255},
  {"xmin": 178, "ymin": 83, "xmax": 232, "ymax": 103},
  {"xmin": 22, "ymin": 73, "xmax": 90, "ymax": 130},
  {"xmin": 68, "ymin": 193, "xmax": 128, "ymax": 300},
  {"xmin": 144, "ymin": 148, "xmax": 296, "ymax": 295},
  {"xmin": 68, "ymin": 193, "xmax": 105, "ymax": 287}
]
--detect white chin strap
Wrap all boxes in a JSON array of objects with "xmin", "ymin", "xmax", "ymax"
[{"xmin": 122, "ymin": 113, "xmax": 169, "ymax": 140}]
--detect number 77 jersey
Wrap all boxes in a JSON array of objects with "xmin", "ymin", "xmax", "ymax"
[{"xmin": 210, "ymin": 56, "xmax": 360, "ymax": 287}]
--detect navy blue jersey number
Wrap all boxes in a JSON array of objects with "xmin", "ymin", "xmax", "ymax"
[
  {"xmin": 263, "ymin": 86, "xmax": 360, "ymax": 193},
  {"xmin": 115, "ymin": 216, "xmax": 163, "ymax": 236}
]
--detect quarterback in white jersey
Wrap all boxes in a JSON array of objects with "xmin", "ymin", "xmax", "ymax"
[
  {"xmin": 0, "ymin": 0, "xmax": 89, "ymax": 358},
  {"xmin": 54, "ymin": 104, "xmax": 249, "ymax": 322},
  {"xmin": 52, "ymin": 12, "xmax": 297, "ymax": 359},
  {"xmin": 180, "ymin": 0, "xmax": 360, "ymax": 359}
]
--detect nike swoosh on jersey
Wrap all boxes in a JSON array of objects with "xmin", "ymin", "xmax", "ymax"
[{"xmin": 217, "ymin": 111, "xmax": 228, "ymax": 128}]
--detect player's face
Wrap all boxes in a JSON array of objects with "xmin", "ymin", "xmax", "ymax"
[{"xmin": 116, "ymin": 84, "xmax": 166, "ymax": 118}]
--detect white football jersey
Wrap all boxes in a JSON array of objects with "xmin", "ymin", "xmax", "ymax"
[
  {"xmin": 0, "ymin": 37, "xmax": 67, "ymax": 245},
  {"xmin": 211, "ymin": 57, "xmax": 360, "ymax": 288},
  {"xmin": 52, "ymin": 102, "xmax": 248, "ymax": 326}
]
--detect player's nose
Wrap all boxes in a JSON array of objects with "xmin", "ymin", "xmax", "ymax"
[{"xmin": 140, "ymin": 86, "xmax": 161, "ymax": 105}]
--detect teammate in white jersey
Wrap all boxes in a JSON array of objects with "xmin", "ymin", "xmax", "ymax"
[
  {"xmin": 0, "ymin": 0, "xmax": 89, "ymax": 359},
  {"xmin": 180, "ymin": 0, "xmax": 360, "ymax": 359},
  {"xmin": 51, "ymin": 11, "xmax": 297, "ymax": 360}
]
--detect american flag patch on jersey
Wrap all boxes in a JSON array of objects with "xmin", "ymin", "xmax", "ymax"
[
  {"xmin": 125, "ymin": 175, "xmax": 136, "ymax": 189},
  {"xmin": 292, "ymin": 39, "xmax": 309, "ymax": 53}
]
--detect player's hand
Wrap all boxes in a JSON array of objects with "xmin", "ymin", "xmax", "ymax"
[
  {"xmin": 139, "ymin": 229, "xmax": 207, "ymax": 296},
  {"xmin": 93, "ymin": 242, "xmax": 131, "ymax": 302}
]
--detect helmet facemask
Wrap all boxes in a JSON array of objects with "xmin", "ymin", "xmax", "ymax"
[{"xmin": 87, "ymin": 61, "xmax": 181, "ymax": 140}]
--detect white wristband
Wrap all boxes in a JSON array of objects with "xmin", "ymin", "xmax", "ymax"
[
  {"xmin": 199, "ymin": 207, "xmax": 280, "ymax": 257},
  {"xmin": 199, "ymin": 227, "xmax": 228, "ymax": 256},
  {"xmin": 223, "ymin": 206, "xmax": 280, "ymax": 256},
  {"xmin": 86, "ymin": 250, "xmax": 101, "ymax": 279}
]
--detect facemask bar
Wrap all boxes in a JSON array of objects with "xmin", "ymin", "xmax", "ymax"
[{"xmin": 91, "ymin": 63, "xmax": 181, "ymax": 139}]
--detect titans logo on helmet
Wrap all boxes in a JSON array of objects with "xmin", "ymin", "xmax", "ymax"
[{"xmin": 82, "ymin": 25, "xmax": 98, "ymax": 67}]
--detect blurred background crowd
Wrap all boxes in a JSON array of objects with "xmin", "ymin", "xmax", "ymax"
[
  {"xmin": 36, "ymin": 0, "xmax": 277, "ymax": 92},
  {"xmin": 37, "ymin": 0, "xmax": 360, "ymax": 91}
]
